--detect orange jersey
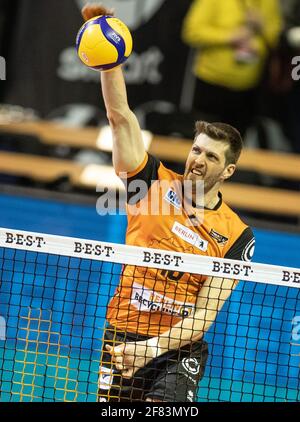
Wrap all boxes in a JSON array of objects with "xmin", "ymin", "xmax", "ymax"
[{"xmin": 107, "ymin": 154, "xmax": 255, "ymax": 336}]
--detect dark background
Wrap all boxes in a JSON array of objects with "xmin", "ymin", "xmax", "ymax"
[{"xmin": 0, "ymin": 0, "xmax": 191, "ymax": 118}]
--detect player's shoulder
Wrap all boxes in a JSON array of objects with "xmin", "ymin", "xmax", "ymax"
[
  {"xmin": 157, "ymin": 159, "xmax": 182, "ymax": 182},
  {"xmin": 220, "ymin": 200, "xmax": 249, "ymax": 229},
  {"xmin": 220, "ymin": 201, "xmax": 255, "ymax": 261},
  {"xmin": 130, "ymin": 154, "xmax": 180, "ymax": 181}
]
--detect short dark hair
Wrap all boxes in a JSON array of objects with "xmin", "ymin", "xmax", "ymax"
[{"xmin": 195, "ymin": 121, "xmax": 243, "ymax": 165}]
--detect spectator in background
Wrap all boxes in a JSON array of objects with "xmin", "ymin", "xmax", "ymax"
[
  {"xmin": 182, "ymin": 0, "xmax": 282, "ymax": 136},
  {"xmin": 282, "ymin": 0, "xmax": 300, "ymax": 153},
  {"xmin": 265, "ymin": 0, "xmax": 300, "ymax": 153}
]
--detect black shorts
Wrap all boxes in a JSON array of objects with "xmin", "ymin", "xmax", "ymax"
[{"xmin": 98, "ymin": 325, "xmax": 208, "ymax": 402}]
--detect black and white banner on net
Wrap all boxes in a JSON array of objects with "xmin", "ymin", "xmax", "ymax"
[{"xmin": 0, "ymin": 227, "xmax": 299, "ymax": 288}]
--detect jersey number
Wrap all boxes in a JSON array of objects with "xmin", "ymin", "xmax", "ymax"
[{"xmin": 160, "ymin": 269, "xmax": 184, "ymax": 281}]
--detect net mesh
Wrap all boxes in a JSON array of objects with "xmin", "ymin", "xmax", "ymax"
[{"xmin": 0, "ymin": 228, "xmax": 299, "ymax": 402}]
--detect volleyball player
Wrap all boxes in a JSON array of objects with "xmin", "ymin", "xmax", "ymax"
[{"xmin": 81, "ymin": 4, "xmax": 255, "ymax": 402}]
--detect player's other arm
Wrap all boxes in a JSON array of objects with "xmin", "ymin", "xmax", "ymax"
[
  {"xmin": 82, "ymin": 4, "xmax": 145, "ymax": 175},
  {"xmin": 155, "ymin": 227, "xmax": 255, "ymax": 353},
  {"xmin": 106, "ymin": 276, "xmax": 235, "ymax": 379},
  {"xmin": 107, "ymin": 228, "xmax": 255, "ymax": 378},
  {"xmin": 153, "ymin": 276, "xmax": 236, "ymax": 353}
]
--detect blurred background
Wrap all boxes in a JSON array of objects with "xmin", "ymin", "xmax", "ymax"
[{"xmin": 0, "ymin": 0, "xmax": 299, "ymax": 243}]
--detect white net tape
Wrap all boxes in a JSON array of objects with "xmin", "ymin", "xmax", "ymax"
[{"xmin": 1, "ymin": 227, "xmax": 299, "ymax": 288}]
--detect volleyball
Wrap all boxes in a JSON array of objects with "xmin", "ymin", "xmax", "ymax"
[{"xmin": 76, "ymin": 15, "xmax": 133, "ymax": 71}]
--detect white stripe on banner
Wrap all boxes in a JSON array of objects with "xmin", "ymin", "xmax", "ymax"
[{"xmin": 0, "ymin": 227, "xmax": 299, "ymax": 288}]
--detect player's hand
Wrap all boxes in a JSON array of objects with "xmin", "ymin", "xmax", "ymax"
[
  {"xmin": 105, "ymin": 341, "xmax": 153, "ymax": 379},
  {"xmin": 81, "ymin": 3, "xmax": 115, "ymax": 21}
]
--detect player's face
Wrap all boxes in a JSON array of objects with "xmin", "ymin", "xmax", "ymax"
[{"xmin": 183, "ymin": 133, "xmax": 236, "ymax": 193}]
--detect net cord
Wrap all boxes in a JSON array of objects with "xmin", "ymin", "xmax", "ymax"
[{"xmin": 0, "ymin": 227, "xmax": 299, "ymax": 288}]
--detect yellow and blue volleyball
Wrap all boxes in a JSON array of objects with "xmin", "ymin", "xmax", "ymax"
[{"xmin": 76, "ymin": 15, "xmax": 133, "ymax": 71}]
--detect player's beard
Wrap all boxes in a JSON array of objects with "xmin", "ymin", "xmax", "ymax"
[
  {"xmin": 184, "ymin": 168, "xmax": 223, "ymax": 199},
  {"xmin": 202, "ymin": 172, "xmax": 223, "ymax": 194}
]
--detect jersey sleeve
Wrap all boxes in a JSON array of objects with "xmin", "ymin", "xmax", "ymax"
[
  {"xmin": 224, "ymin": 227, "xmax": 255, "ymax": 262},
  {"xmin": 121, "ymin": 154, "xmax": 161, "ymax": 204}
]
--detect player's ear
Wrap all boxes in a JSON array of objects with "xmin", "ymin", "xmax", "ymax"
[{"xmin": 221, "ymin": 164, "xmax": 236, "ymax": 181}]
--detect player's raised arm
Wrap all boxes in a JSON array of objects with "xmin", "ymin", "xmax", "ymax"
[
  {"xmin": 81, "ymin": 4, "xmax": 146, "ymax": 175},
  {"xmin": 100, "ymin": 68, "xmax": 146, "ymax": 175}
]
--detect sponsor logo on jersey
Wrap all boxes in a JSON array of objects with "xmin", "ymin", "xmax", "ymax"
[
  {"xmin": 172, "ymin": 222, "xmax": 208, "ymax": 252},
  {"xmin": 131, "ymin": 282, "xmax": 194, "ymax": 318},
  {"xmin": 98, "ymin": 366, "xmax": 114, "ymax": 390},
  {"xmin": 164, "ymin": 188, "xmax": 181, "ymax": 210},
  {"xmin": 242, "ymin": 238, "xmax": 255, "ymax": 262},
  {"xmin": 181, "ymin": 357, "xmax": 201, "ymax": 375},
  {"xmin": 209, "ymin": 229, "xmax": 229, "ymax": 245}
]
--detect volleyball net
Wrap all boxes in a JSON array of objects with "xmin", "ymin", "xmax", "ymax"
[{"xmin": 0, "ymin": 227, "xmax": 299, "ymax": 402}]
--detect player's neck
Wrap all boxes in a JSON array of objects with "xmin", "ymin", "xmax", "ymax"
[
  {"xmin": 194, "ymin": 184, "xmax": 220, "ymax": 210},
  {"xmin": 204, "ymin": 192, "xmax": 221, "ymax": 209}
]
